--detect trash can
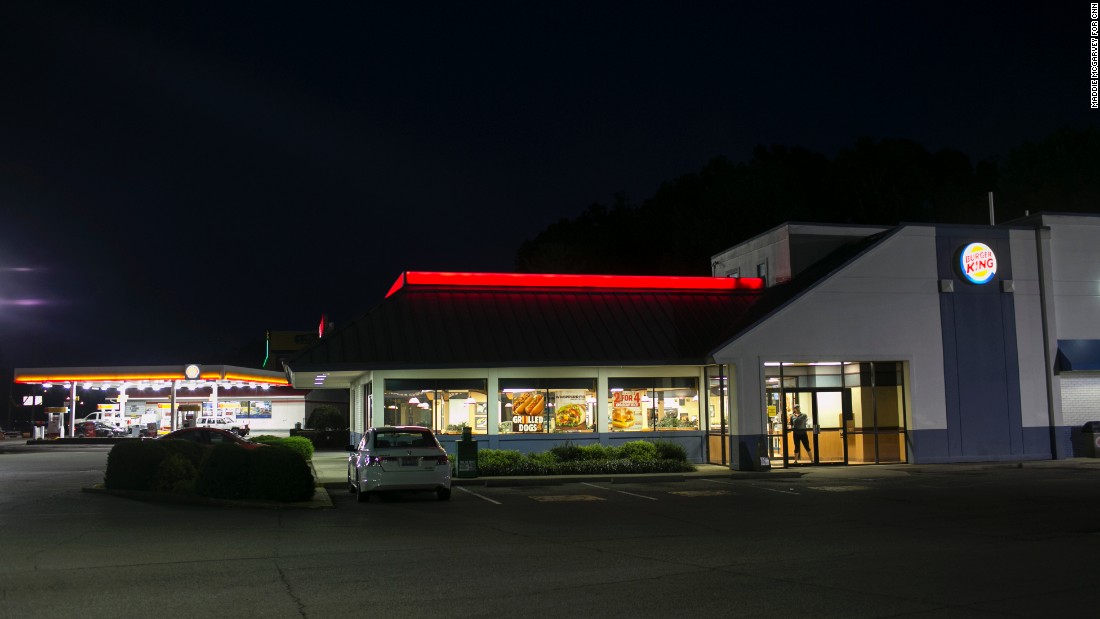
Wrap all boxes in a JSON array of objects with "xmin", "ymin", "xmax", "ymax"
[
  {"xmin": 455, "ymin": 426, "xmax": 478, "ymax": 478},
  {"xmin": 1082, "ymin": 421, "xmax": 1100, "ymax": 458}
]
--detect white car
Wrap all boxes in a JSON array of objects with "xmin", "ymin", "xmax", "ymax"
[
  {"xmin": 347, "ymin": 426, "xmax": 452, "ymax": 502},
  {"xmin": 196, "ymin": 417, "xmax": 237, "ymax": 429}
]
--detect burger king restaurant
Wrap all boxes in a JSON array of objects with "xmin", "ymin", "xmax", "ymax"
[{"xmin": 284, "ymin": 212, "xmax": 1100, "ymax": 470}]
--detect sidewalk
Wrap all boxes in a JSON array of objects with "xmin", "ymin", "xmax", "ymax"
[{"xmin": 311, "ymin": 450, "xmax": 1100, "ymax": 488}]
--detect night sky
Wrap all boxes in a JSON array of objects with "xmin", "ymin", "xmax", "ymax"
[{"xmin": 0, "ymin": 1, "xmax": 1094, "ymax": 376}]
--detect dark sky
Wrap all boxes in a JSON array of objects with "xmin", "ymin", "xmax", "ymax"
[{"xmin": 0, "ymin": 1, "xmax": 1094, "ymax": 372}]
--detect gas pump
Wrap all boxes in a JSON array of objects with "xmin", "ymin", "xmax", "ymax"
[{"xmin": 46, "ymin": 407, "xmax": 67, "ymax": 439}]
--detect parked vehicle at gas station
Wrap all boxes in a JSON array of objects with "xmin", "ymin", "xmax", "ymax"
[
  {"xmin": 76, "ymin": 421, "xmax": 127, "ymax": 438},
  {"xmin": 156, "ymin": 427, "xmax": 266, "ymax": 449},
  {"xmin": 78, "ymin": 411, "xmax": 128, "ymax": 428}
]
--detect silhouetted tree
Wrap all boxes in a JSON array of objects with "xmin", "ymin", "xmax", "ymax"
[{"xmin": 515, "ymin": 127, "xmax": 1099, "ymax": 275}]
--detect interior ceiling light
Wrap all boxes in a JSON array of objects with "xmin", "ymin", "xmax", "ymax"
[{"xmin": 408, "ymin": 397, "xmax": 420, "ymax": 404}]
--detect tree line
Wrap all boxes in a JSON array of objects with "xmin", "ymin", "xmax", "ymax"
[{"xmin": 516, "ymin": 126, "xmax": 1100, "ymax": 275}]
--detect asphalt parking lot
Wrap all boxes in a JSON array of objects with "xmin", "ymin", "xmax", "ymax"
[{"xmin": 3, "ymin": 443, "xmax": 1100, "ymax": 618}]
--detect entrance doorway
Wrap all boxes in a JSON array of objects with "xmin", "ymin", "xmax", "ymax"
[
  {"xmin": 765, "ymin": 361, "xmax": 909, "ymax": 467},
  {"xmin": 768, "ymin": 390, "xmax": 848, "ymax": 465},
  {"xmin": 705, "ymin": 366, "xmax": 728, "ymax": 466}
]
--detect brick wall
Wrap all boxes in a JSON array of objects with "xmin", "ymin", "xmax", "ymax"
[{"xmin": 1060, "ymin": 374, "xmax": 1100, "ymax": 427}]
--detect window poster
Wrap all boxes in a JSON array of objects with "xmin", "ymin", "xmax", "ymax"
[
  {"xmin": 554, "ymin": 389, "xmax": 588, "ymax": 430},
  {"xmin": 244, "ymin": 401, "xmax": 273, "ymax": 419},
  {"xmin": 510, "ymin": 392, "xmax": 547, "ymax": 432},
  {"xmin": 611, "ymin": 390, "xmax": 643, "ymax": 429}
]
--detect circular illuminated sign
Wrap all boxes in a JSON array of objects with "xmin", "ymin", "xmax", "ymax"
[
  {"xmin": 959, "ymin": 242, "xmax": 997, "ymax": 284},
  {"xmin": 184, "ymin": 364, "xmax": 201, "ymax": 379}
]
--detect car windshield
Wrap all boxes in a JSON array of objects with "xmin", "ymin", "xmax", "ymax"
[{"xmin": 374, "ymin": 430, "xmax": 435, "ymax": 449}]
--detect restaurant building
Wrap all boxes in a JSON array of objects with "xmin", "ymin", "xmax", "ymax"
[{"xmin": 284, "ymin": 212, "xmax": 1100, "ymax": 469}]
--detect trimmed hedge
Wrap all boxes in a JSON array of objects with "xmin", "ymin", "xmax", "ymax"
[
  {"xmin": 105, "ymin": 441, "xmax": 166, "ymax": 490},
  {"xmin": 104, "ymin": 440, "xmax": 316, "ymax": 502},
  {"xmin": 247, "ymin": 447, "xmax": 316, "ymax": 502},
  {"xmin": 153, "ymin": 453, "xmax": 197, "ymax": 494},
  {"xmin": 474, "ymin": 440, "xmax": 695, "ymax": 476},
  {"xmin": 252, "ymin": 435, "xmax": 315, "ymax": 460},
  {"xmin": 194, "ymin": 444, "xmax": 253, "ymax": 499}
]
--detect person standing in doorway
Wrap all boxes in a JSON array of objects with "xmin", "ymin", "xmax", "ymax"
[{"xmin": 790, "ymin": 405, "xmax": 811, "ymax": 462}]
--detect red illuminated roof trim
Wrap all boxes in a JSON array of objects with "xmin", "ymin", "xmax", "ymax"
[{"xmin": 385, "ymin": 271, "xmax": 764, "ymax": 297}]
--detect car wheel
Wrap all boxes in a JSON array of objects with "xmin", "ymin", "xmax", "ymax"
[
  {"xmin": 355, "ymin": 476, "xmax": 370, "ymax": 503},
  {"xmin": 347, "ymin": 467, "xmax": 356, "ymax": 494},
  {"xmin": 436, "ymin": 487, "xmax": 451, "ymax": 501}
]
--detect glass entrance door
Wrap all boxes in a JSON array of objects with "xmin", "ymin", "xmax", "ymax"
[
  {"xmin": 812, "ymin": 391, "xmax": 847, "ymax": 464},
  {"xmin": 705, "ymin": 366, "xmax": 728, "ymax": 465}
]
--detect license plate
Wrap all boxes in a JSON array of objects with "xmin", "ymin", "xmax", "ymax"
[{"xmin": 401, "ymin": 456, "xmax": 418, "ymax": 466}]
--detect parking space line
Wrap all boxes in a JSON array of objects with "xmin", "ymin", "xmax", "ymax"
[
  {"xmin": 753, "ymin": 485, "xmax": 801, "ymax": 495},
  {"xmin": 667, "ymin": 490, "xmax": 731, "ymax": 497},
  {"xmin": 456, "ymin": 486, "xmax": 502, "ymax": 504},
  {"xmin": 701, "ymin": 478, "xmax": 734, "ymax": 485},
  {"xmin": 581, "ymin": 482, "xmax": 658, "ymax": 500}
]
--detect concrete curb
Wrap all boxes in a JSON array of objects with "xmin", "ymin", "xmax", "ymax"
[{"xmin": 82, "ymin": 485, "xmax": 334, "ymax": 509}]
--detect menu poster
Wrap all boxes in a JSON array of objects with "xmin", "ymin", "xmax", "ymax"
[
  {"xmin": 613, "ymin": 390, "xmax": 643, "ymax": 408},
  {"xmin": 554, "ymin": 390, "xmax": 588, "ymax": 430},
  {"xmin": 611, "ymin": 390, "xmax": 643, "ymax": 429}
]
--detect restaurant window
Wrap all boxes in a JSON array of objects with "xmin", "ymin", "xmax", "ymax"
[
  {"xmin": 235, "ymin": 401, "xmax": 272, "ymax": 419},
  {"xmin": 607, "ymin": 377, "xmax": 700, "ymax": 431},
  {"xmin": 499, "ymin": 378, "xmax": 596, "ymax": 434},
  {"xmin": 383, "ymin": 379, "xmax": 488, "ymax": 435}
]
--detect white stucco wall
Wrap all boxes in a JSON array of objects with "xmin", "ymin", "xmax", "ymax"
[
  {"xmin": 713, "ymin": 225, "xmax": 948, "ymax": 436},
  {"xmin": 1044, "ymin": 215, "xmax": 1100, "ymax": 339},
  {"xmin": 1008, "ymin": 228, "xmax": 1060, "ymax": 428},
  {"xmin": 711, "ymin": 226, "xmax": 791, "ymax": 284}
]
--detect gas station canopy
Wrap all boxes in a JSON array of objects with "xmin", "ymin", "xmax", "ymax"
[{"xmin": 14, "ymin": 364, "xmax": 289, "ymax": 390}]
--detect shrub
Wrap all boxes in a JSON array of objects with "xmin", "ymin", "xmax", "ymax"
[
  {"xmin": 477, "ymin": 449, "xmax": 527, "ymax": 475},
  {"xmin": 469, "ymin": 442, "xmax": 696, "ymax": 477},
  {"xmin": 549, "ymin": 443, "xmax": 583, "ymax": 462},
  {"xmin": 578, "ymin": 443, "xmax": 619, "ymax": 460},
  {"xmin": 105, "ymin": 441, "xmax": 167, "ymax": 491},
  {"xmin": 194, "ymin": 444, "xmax": 252, "ymax": 499},
  {"xmin": 248, "ymin": 446, "xmax": 316, "ymax": 502},
  {"xmin": 157, "ymin": 439, "xmax": 207, "ymax": 470},
  {"xmin": 152, "ymin": 453, "xmax": 197, "ymax": 494},
  {"xmin": 619, "ymin": 440, "xmax": 659, "ymax": 462},
  {"xmin": 247, "ymin": 435, "xmax": 313, "ymax": 460},
  {"xmin": 652, "ymin": 441, "xmax": 688, "ymax": 462},
  {"xmin": 526, "ymin": 451, "xmax": 559, "ymax": 466},
  {"xmin": 306, "ymin": 405, "xmax": 347, "ymax": 430},
  {"xmin": 277, "ymin": 436, "xmax": 314, "ymax": 461}
]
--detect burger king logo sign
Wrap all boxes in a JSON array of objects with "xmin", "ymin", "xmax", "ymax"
[{"xmin": 959, "ymin": 242, "xmax": 997, "ymax": 284}]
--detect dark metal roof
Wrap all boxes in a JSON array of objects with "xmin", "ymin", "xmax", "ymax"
[{"xmin": 287, "ymin": 281, "xmax": 764, "ymax": 370}]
